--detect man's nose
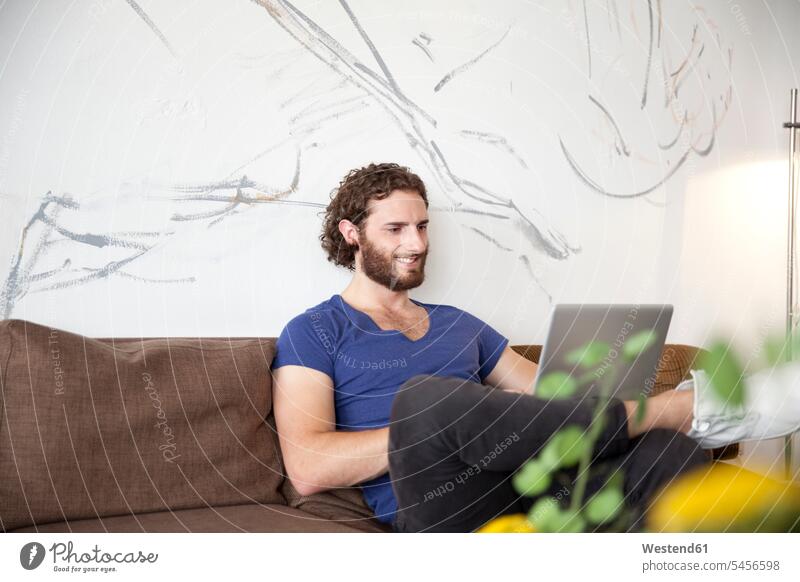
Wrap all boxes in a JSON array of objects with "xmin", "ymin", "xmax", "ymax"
[{"xmin": 402, "ymin": 227, "xmax": 427, "ymax": 252}]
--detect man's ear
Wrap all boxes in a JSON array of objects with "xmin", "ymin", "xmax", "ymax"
[{"xmin": 338, "ymin": 219, "xmax": 360, "ymax": 248}]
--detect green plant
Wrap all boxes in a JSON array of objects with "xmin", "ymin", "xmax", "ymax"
[
  {"xmin": 698, "ymin": 328, "xmax": 800, "ymax": 408},
  {"xmin": 508, "ymin": 326, "xmax": 800, "ymax": 534},
  {"xmin": 513, "ymin": 329, "xmax": 658, "ymax": 532}
]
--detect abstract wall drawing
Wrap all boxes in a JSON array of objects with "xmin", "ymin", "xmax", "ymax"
[{"xmin": 0, "ymin": 0, "xmax": 738, "ymax": 327}]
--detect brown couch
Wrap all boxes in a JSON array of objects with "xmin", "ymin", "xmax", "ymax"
[{"xmin": 0, "ymin": 319, "xmax": 737, "ymax": 533}]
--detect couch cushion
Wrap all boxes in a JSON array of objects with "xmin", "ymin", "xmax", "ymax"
[
  {"xmin": 0, "ymin": 319, "xmax": 285, "ymax": 532},
  {"xmin": 10, "ymin": 504, "xmax": 376, "ymax": 533}
]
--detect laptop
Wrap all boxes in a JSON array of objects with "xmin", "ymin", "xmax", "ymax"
[{"xmin": 533, "ymin": 304, "xmax": 673, "ymax": 401}]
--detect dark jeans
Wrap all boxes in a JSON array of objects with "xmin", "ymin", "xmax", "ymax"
[{"xmin": 387, "ymin": 374, "xmax": 711, "ymax": 533}]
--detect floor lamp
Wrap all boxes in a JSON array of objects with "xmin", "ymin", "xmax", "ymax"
[{"xmin": 785, "ymin": 88, "xmax": 799, "ymax": 480}]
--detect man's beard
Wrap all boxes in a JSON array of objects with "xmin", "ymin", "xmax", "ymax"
[{"xmin": 358, "ymin": 233, "xmax": 427, "ymax": 291}]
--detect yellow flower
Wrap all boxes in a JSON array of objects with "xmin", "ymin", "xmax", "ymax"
[
  {"xmin": 647, "ymin": 462, "xmax": 800, "ymax": 532},
  {"xmin": 476, "ymin": 513, "xmax": 537, "ymax": 533}
]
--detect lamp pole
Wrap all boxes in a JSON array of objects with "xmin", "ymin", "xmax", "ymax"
[{"xmin": 785, "ymin": 88, "xmax": 799, "ymax": 480}]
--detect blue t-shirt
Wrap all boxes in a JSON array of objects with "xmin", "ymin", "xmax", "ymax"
[{"xmin": 270, "ymin": 294, "xmax": 509, "ymax": 525}]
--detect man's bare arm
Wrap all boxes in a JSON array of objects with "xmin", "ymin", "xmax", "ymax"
[
  {"xmin": 272, "ymin": 364, "xmax": 389, "ymax": 496},
  {"xmin": 483, "ymin": 345, "xmax": 539, "ymax": 394}
]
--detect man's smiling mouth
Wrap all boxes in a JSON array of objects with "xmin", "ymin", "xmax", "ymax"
[{"xmin": 395, "ymin": 255, "xmax": 420, "ymax": 266}]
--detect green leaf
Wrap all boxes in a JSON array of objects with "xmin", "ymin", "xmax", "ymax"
[
  {"xmin": 623, "ymin": 329, "xmax": 658, "ymax": 360},
  {"xmin": 584, "ymin": 487, "xmax": 624, "ymax": 524},
  {"xmin": 634, "ymin": 393, "xmax": 647, "ymax": 427},
  {"xmin": 593, "ymin": 410, "xmax": 608, "ymax": 434},
  {"xmin": 699, "ymin": 341, "xmax": 745, "ymax": 408},
  {"xmin": 528, "ymin": 496, "xmax": 560, "ymax": 530},
  {"xmin": 537, "ymin": 440, "xmax": 561, "ymax": 471},
  {"xmin": 763, "ymin": 336, "xmax": 788, "ymax": 367},
  {"xmin": 792, "ymin": 331, "xmax": 800, "ymax": 363},
  {"xmin": 536, "ymin": 371, "xmax": 578, "ymax": 400},
  {"xmin": 565, "ymin": 341, "xmax": 610, "ymax": 368},
  {"xmin": 762, "ymin": 331, "xmax": 800, "ymax": 366},
  {"xmin": 543, "ymin": 425, "xmax": 590, "ymax": 468},
  {"xmin": 605, "ymin": 468, "xmax": 624, "ymax": 492},
  {"xmin": 545, "ymin": 508, "xmax": 586, "ymax": 533},
  {"xmin": 512, "ymin": 460, "xmax": 552, "ymax": 497}
]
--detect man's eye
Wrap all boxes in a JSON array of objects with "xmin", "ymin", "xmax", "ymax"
[
  {"xmin": 418, "ymin": 224, "xmax": 427, "ymax": 231},
  {"xmin": 388, "ymin": 227, "xmax": 400, "ymax": 233}
]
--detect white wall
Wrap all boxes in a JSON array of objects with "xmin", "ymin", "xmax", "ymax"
[
  {"xmin": 0, "ymin": 0, "xmax": 793, "ymax": 340},
  {"xmin": 1, "ymin": 1, "xmax": 799, "ymax": 470}
]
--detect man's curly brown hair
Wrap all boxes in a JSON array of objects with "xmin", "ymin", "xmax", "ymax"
[{"xmin": 320, "ymin": 162, "xmax": 428, "ymax": 270}]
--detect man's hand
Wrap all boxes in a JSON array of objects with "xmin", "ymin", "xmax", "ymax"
[{"xmin": 484, "ymin": 345, "xmax": 539, "ymax": 394}]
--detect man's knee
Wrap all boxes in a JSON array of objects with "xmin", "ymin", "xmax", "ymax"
[
  {"xmin": 389, "ymin": 374, "xmax": 472, "ymax": 455},
  {"xmin": 390, "ymin": 374, "xmax": 459, "ymax": 423}
]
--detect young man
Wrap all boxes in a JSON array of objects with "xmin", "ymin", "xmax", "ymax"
[{"xmin": 270, "ymin": 162, "xmax": 800, "ymax": 532}]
